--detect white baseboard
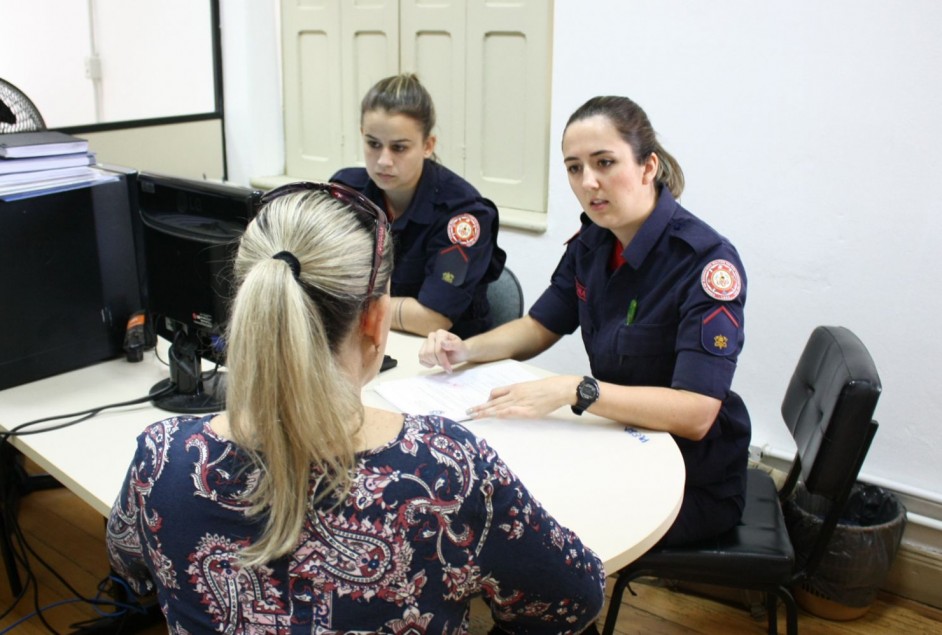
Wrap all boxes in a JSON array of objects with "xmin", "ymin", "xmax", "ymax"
[{"xmin": 885, "ymin": 544, "xmax": 942, "ymax": 609}]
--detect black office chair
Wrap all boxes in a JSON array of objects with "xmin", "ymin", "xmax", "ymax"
[
  {"xmin": 601, "ymin": 325, "xmax": 882, "ymax": 635},
  {"xmin": 487, "ymin": 267, "xmax": 524, "ymax": 327}
]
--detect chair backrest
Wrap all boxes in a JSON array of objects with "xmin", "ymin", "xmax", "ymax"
[
  {"xmin": 0, "ymin": 78, "xmax": 46, "ymax": 134},
  {"xmin": 779, "ymin": 325, "xmax": 881, "ymax": 574},
  {"xmin": 487, "ymin": 266, "xmax": 524, "ymax": 327},
  {"xmin": 781, "ymin": 325, "xmax": 881, "ymax": 498}
]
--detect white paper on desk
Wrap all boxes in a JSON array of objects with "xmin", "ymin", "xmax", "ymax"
[{"xmin": 372, "ymin": 360, "xmax": 540, "ymax": 422}]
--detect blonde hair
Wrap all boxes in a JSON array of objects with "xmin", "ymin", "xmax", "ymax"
[
  {"xmin": 224, "ymin": 188, "xmax": 392, "ymax": 567},
  {"xmin": 564, "ymin": 95, "xmax": 685, "ymax": 199}
]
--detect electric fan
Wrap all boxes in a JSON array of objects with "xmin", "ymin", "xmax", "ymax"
[{"xmin": 0, "ymin": 78, "xmax": 46, "ymax": 133}]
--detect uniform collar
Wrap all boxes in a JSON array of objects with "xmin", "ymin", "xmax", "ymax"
[
  {"xmin": 623, "ymin": 186, "xmax": 677, "ymax": 269},
  {"xmin": 579, "ymin": 186, "xmax": 678, "ymax": 270},
  {"xmin": 378, "ymin": 159, "xmax": 442, "ymax": 226}
]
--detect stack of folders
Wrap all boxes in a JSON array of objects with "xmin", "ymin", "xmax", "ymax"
[{"xmin": 0, "ymin": 130, "xmax": 116, "ymax": 200}]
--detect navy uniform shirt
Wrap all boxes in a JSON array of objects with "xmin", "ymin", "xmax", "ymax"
[
  {"xmin": 530, "ymin": 187, "xmax": 751, "ymax": 510},
  {"xmin": 332, "ymin": 160, "xmax": 506, "ymax": 338}
]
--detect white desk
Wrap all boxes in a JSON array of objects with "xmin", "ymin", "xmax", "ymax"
[
  {"xmin": 0, "ymin": 333, "xmax": 684, "ymax": 572},
  {"xmin": 368, "ymin": 334, "xmax": 684, "ymax": 572}
]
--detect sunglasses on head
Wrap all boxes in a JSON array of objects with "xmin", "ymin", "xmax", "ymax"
[{"xmin": 260, "ymin": 181, "xmax": 391, "ymax": 297}]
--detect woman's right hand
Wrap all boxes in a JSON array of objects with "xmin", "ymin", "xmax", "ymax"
[{"xmin": 419, "ymin": 329, "xmax": 470, "ymax": 373}]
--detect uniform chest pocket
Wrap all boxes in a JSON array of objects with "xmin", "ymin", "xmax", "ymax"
[
  {"xmin": 613, "ymin": 323, "xmax": 677, "ymax": 386},
  {"xmin": 615, "ymin": 323, "xmax": 677, "ymax": 357}
]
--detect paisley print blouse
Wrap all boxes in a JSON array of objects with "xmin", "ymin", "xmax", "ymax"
[{"xmin": 107, "ymin": 414, "xmax": 605, "ymax": 634}]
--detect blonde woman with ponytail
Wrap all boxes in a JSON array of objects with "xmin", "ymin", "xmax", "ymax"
[
  {"xmin": 421, "ymin": 96, "xmax": 752, "ymax": 552},
  {"xmin": 107, "ymin": 183, "xmax": 604, "ymax": 633}
]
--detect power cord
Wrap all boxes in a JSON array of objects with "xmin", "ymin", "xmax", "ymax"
[
  {"xmin": 1, "ymin": 473, "xmax": 159, "ymax": 635},
  {"xmin": 0, "ymin": 503, "xmax": 37, "ymax": 624},
  {"xmin": 0, "ymin": 384, "xmax": 175, "ymax": 441},
  {"xmin": 68, "ymin": 576, "xmax": 158, "ymax": 634},
  {"xmin": 0, "ymin": 599, "xmax": 82, "ymax": 634},
  {"xmin": 0, "ymin": 386, "xmax": 175, "ymax": 632},
  {"xmin": 2, "ymin": 504, "xmax": 58, "ymax": 634}
]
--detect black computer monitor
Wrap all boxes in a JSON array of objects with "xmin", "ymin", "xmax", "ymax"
[{"xmin": 137, "ymin": 172, "xmax": 261, "ymax": 413}]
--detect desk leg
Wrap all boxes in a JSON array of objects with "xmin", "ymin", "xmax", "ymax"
[
  {"xmin": 0, "ymin": 441, "xmax": 65, "ymax": 596},
  {"xmin": 0, "ymin": 512, "xmax": 22, "ymax": 596},
  {"xmin": 0, "ymin": 441, "xmax": 25, "ymax": 596}
]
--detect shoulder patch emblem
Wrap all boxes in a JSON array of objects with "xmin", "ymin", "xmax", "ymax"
[
  {"xmin": 447, "ymin": 213, "xmax": 481, "ymax": 247},
  {"xmin": 701, "ymin": 259, "xmax": 742, "ymax": 301}
]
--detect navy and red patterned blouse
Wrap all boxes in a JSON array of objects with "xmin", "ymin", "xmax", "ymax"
[{"xmin": 107, "ymin": 413, "xmax": 605, "ymax": 634}]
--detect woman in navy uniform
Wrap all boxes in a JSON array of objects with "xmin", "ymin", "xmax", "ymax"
[
  {"xmin": 331, "ymin": 74, "xmax": 505, "ymax": 338},
  {"xmin": 420, "ymin": 95, "xmax": 751, "ymax": 547}
]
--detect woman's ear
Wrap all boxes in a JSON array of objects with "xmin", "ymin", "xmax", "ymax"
[
  {"xmin": 360, "ymin": 295, "xmax": 391, "ymax": 348},
  {"xmin": 424, "ymin": 134, "xmax": 437, "ymax": 159},
  {"xmin": 642, "ymin": 152, "xmax": 659, "ymax": 185}
]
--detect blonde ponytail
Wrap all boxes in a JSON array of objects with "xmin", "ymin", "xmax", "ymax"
[{"xmin": 224, "ymin": 189, "xmax": 392, "ymax": 567}]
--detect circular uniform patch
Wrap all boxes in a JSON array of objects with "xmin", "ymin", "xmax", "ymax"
[
  {"xmin": 447, "ymin": 213, "xmax": 481, "ymax": 247},
  {"xmin": 701, "ymin": 259, "xmax": 742, "ymax": 301}
]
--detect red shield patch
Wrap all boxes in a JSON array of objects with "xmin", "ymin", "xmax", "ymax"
[
  {"xmin": 700, "ymin": 259, "xmax": 742, "ymax": 301},
  {"xmin": 447, "ymin": 213, "xmax": 481, "ymax": 247}
]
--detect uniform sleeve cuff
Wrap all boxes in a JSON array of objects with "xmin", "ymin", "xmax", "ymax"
[
  {"xmin": 418, "ymin": 280, "xmax": 474, "ymax": 320},
  {"xmin": 672, "ymin": 350, "xmax": 737, "ymax": 400}
]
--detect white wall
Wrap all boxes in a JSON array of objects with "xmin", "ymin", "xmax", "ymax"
[
  {"xmin": 0, "ymin": 0, "xmax": 215, "ymax": 127},
  {"xmin": 550, "ymin": 0, "xmax": 942, "ymax": 501},
  {"xmin": 0, "ymin": 1, "xmax": 95, "ymax": 126},
  {"xmin": 224, "ymin": 0, "xmax": 942, "ymax": 501},
  {"xmin": 218, "ymin": 0, "xmax": 284, "ymax": 185}
]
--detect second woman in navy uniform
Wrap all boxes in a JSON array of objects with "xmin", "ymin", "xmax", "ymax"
[
  {"xmin": 331, "ymin": 74, "xmax": 506, "ymax": 338},
  {"xmin": 420, "ymin": 95, "xmax": 751, "ymax": 547}
]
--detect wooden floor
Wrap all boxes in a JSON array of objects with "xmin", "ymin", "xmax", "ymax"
[{"xmin": 3, "ymin": 482, "xmax": 941, "ymax": 634}]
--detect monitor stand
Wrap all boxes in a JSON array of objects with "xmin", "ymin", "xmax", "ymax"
[{"xmin": 150, "ymin": 333, "xmax": 226, "ymax": 414}]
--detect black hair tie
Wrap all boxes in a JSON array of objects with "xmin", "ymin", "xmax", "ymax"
[{"xmin": 272, "ymin": 251, "xmax": 301, "ymax": 280}]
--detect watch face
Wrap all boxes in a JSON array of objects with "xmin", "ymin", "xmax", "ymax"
[
  {"xmin": 572, "ymin": 377, "xmax": 599, "ymax": 415},
  {"xmin": 578, "ymin": 379, "xmax": 599, "ymax": 400}
]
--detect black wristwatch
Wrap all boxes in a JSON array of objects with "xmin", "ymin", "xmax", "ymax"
[{"xmin": 571, "ymin": 376, "xmax": 600, "ymax": 415}]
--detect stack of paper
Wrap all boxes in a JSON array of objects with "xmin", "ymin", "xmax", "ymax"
[
  {"xmin": 0, "ymin": 131, "xmax": 89, "ymax": 158},
  {"xmin": 372, "ymin": 360, "xmax": 541, "ymax": 422},
  {"xmin": 0, "ymin": 151, "xmax": 96, "ymax": 175},
  {"xmin": 0, "ymin": 131, "xmax": 112, "ymax": 200}
]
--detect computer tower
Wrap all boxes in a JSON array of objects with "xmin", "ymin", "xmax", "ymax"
[{"xmin": 0, "ymin": 171, "xmax": 143, "ymax": 390}]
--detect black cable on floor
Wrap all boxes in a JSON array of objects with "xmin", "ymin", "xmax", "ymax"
[{"xmin": 0, "ymin": 386, "xmax": 175, "ymax": 632}]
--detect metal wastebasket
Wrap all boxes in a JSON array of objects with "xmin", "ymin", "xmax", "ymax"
[{"xmin": 784, "ymin": 482, "xmax": 906, "ymax": 620}]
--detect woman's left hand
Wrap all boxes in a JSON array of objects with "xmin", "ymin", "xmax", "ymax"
[{"xmin": 466, "ymin": 375, "xmax": 580, "ymax": 420}]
